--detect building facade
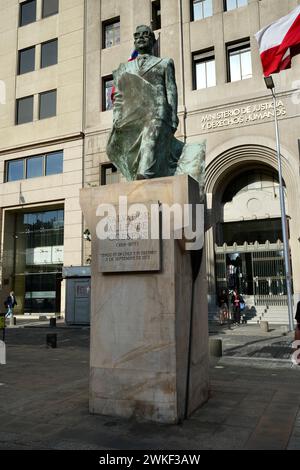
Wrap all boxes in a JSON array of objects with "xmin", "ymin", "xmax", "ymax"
[
  {"xmin": 1, "ymin": 0, "xmax": 300, "ymax": 322},
  {"xmin": 0, "ymin": 0, "xmax": 84, "ymax": 316},
  {"xmin": 85, "ymin": 0, "xmax": 300, "ymax": 323}
]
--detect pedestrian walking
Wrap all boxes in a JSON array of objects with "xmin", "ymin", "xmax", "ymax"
[
  {"xmin": 5, "ymin": 291, "xmax": 17, "ymax": 319},
  {"xmin": 231, "ymin": 289, "xmax": 242, "ymax": 324}
]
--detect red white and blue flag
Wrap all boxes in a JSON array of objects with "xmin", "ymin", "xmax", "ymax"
[{"xmin": 255, "ymin": 5, "xmax": 300, "ymax": 76}]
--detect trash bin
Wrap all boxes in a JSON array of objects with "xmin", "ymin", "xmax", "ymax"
[{"xmin": 49, "ymin": 318, "xmax": 56, "ymax": 328}]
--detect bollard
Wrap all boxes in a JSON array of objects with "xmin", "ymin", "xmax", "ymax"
[
  {"xmin": 9, "ymin": 316, "xmax": 15, "ymax": 327},
  {"xmin": 49, "ymin": 318, "xmax": 56, "ymax": 328},
  {"xmin": 46, "ymin": 333, "xmax": 57, "ymax": 348},
  {"xmin": 260, "ymin": 320, "xmax": 269, "ymax": 332},
  {"xmin": 209, "ymin": 338, "xmax": 222, "ymax": 358}
]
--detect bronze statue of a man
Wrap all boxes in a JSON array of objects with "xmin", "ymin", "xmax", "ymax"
[{"xmin": 107, "ymin": 25, "xmax": 205, "ymax": 185}]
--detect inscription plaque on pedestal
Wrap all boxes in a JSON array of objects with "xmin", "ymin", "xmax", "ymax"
[{"xmin": 98, "ymin": 204, "xmax": 161, "ymax": 273}]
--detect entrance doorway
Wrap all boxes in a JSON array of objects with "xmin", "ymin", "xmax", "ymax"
[
  {"xmin": 214, "ymin": 165, "xmax": 292, "ymax": 309},
  {"xmin": 215, "ymin": 241, "xmax": 289, "ymax": 307}
]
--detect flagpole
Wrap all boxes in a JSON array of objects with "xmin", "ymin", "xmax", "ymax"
[{"xmin": 265, "ymin": 76, "xmax": 294, "ymax": 331}]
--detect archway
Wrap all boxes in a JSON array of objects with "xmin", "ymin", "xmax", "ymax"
[{"xmin": 205, "ymin": 144, "xmax": 299, "ymax": 321}]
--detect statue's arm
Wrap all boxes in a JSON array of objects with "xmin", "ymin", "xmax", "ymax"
[{"xmin": 165, "ymin": 59, "xmax": 179, "ymax": 132}]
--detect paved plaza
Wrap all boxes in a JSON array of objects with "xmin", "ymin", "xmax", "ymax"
[{"xmin": 0, "ymin": 321, "xmax": 299, "ymax": 450}]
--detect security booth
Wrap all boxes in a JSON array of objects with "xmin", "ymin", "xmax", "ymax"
[{"xmin": 63, "ymin": 266, "xmax": 91, "ymax": 325}]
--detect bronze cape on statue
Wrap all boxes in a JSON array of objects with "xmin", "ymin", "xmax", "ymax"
[{"xmin": 106, "ymin": 25, "xmax": 205, "ymax": 187}]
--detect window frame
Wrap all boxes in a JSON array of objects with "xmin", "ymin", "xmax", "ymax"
[
  {"xmin": 100, "ymin": 163, "xmax": 119, "ymax": 186},
  {"xmin": 41, "ymin": 38, "xmax": 58, "ymax": 69},
  {"xmin": 102, "ymin": 17, "xmax": 121, "ymax": 49},
  {"xmin": 102, "ymin": 75, "xmax": 114, "ymax": 112},
  {"xmin": 18, "ymin": 46, "xmax": 36, "ymax": 75},
  {"xmin": 190, "ymin": 0, "xmax": 213, "ymax": 22},
  {"xmin": 39, "ymin": 89, "xmax": 57, "ymax": 120},
  {"xmin": 224, "ymin": 0, "xmax": 248, "ymax": 12},
  {"xmin": 45, "ymin": 151, "xmax": 63, "ymax": 176},
  {"xmin": 151, "ymin": 0, "xmax": 161, "ymax": 31},
  {"xmin": 42, "ymin": 0, "xmax": 59, "ymax": 19},
  {"xmin": 226, "ymin": 39, "xmax": 252, "ymax": 82},
  {"xmin": 6, "ymin": 159, "xmax": 25, "ymax": 182},
  {"xmin": 26, "ymin": 155, "xmax": 45, "ymax": 179},
  {"xmin": 19, "ymin": 0, "xmax": 37, "ymax": 27},
  {"xmin": 192, "ymin": 48, "xmax": 216, "ymax": 90},
  {"xmin": 16, "ymin": 95, "xmax": 34, "ymax": 125},
  {"xmin": 5, "ymin": 151, "xmax": 63, "ymax": 183}
]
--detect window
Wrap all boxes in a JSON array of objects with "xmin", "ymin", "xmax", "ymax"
[
  {"xmin": 101, "ymin": 164, "xmax": 120, "ymax": 185},
  {"xmin": 103, "ymin": 18, "xmax": 120, "ymax": 49},
  {"xmin": 102, "ymin": 76, "xmax": 114, "ymax": 111},
  {"xmin": 39, "ymin": 90, "xmax": 57, "ymax": 119},
  {"xmin": 41, "ymin": 39, "xmax": 58, "ymax": 68},
  {"xmin": 193, "ymin": 49, "xmax": 216, "ymax": 89},
  {"xmin": 5, "ymin": 151, "xmax": 63, "ymax": 182},
  {"xmin": 6, "ymin": 160, "xmax": 24, "ymax": 182},
  {"xmin": 46, "ymin": 151, "xmax": 63, "ymax": 175},
  {"xmin": 227, "ymin": 40, "xmax": 252, "ymax": 82},
  {"xmin": 27, "ymin": 156, "xmax": 44, "ymax": 179},
  {"xmin": 20, "ymin": 0, "xmax": 36, "ymax": 26},
  {"xmin": 225, "ymin": 0, "xmax": 248, "ymax": 12},
  {"xmin": 191, "ymin": 0, "xmax": 213, "ymax": 21},
  {"xmin": 42, "ymin": 0, "xmax": 59, "ymax": 18},
  {"xmin": 18, "ymin": 46, "xmax": 35, "ymax": 75},
  {"xmin": 152, "ymin": 1, "xmax": 161, "ymax": 30},
  {"xmin": 16, "ymin": 96, "xmax": 34, "ymax": 125}
]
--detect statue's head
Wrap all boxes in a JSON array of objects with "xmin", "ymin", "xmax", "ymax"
[{"xmin": 134, "ymin": 25, "xmax": 156, "ymax": 54}]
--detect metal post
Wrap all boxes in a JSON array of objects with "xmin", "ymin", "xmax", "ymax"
[{"xmin": 271, "ymin": 88, "xmax": 294, "ymax": 331}]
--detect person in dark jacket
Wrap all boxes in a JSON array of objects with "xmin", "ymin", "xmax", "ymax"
[
  {"xmin": 5, "ymin": 291, "xmax": 17, "ymax": 318},
  {"xmin": 295, "ymin": 301, "xmax": 300, "ymax": 325}
]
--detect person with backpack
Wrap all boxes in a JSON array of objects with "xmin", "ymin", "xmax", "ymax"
[{"xmin": 5, "ymin": 291, "xmax": 17, "ymax": 319}]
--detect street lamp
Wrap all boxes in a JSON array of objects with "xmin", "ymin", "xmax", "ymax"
[{"xmin": 264, "ymin": 75, "xmax": 294, "ymax": 331}]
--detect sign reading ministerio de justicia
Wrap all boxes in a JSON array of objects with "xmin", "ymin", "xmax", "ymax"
[{"xmin": 200, "ymin": 99, "xmax": 287, "ymax": 131}]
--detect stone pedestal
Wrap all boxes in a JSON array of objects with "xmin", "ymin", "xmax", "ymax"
[{"xmin": 80, "ymin": 175, "xmax": 209, "ymax": 424}]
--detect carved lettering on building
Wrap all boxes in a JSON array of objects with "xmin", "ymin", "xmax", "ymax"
[{"xmin": 201, "ymin": 100, "xmax": 286, "ymax": 130}]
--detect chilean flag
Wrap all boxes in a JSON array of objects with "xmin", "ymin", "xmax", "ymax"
[{"xmin": 255, "ymin": 5, "xmax": 300, "ymax": 77}]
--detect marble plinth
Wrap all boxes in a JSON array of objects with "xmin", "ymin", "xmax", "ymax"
[{"xmin": 80, "ymin": 175, "xmax": 209, "ymax": 423}]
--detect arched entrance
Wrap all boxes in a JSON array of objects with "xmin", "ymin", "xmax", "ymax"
[
  {"xmin": 214, "ymin": 166, "xmax": 288, "ymax": 307},
  {"xmin": 205, "ymin": 143, "xmax": 299, "ymax": 321}
]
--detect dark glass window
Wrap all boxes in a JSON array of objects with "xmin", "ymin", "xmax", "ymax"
[
  {"xmin": 16, "ymin": 96, "xmax": 34, "ymax": 125},
  {"xmin": 102, "ymin": 76, "xmax": 114, "ymax": 111},
  {"xmin": 7, "ymin": 160, "xmax": 24, "ymax": 182},
  {"xmin": 18, "ymin": 47, "xmax": 35, "ymax": 75},
  {"xmin": 41, "ymin": 39, "xmax": 58, "ymax": 68},
  {"xmin": 5, "ymin": 151, "xmax": 63, "ymax": 183},
  {"xmin": 42, "ymin": 0, "xmax": 59, "ymax": 18},
  {"xmin": 20, "ymin": 0, "xmax": 36, "ymax": 26},
  {"xmin": 26, "ymin": 156, "xmax": 44, "ymax": 179},
  {"xmin": 225, "ymin": 0, "xmax": 248, "ymax": 12},
  {"xmin": 101, "ymin": 163, "xmax": 120, "ymax": 185},
  {"xmin": 103, "ymin": 18, "xmax": 120, "ymax": 49},
  {"xmin": 39, "ymin": 90, "xmax": 57, "ymax": 119},
  {"xmin": 46, "ymin": 151, "xmax": 63, "ymax": 175},
  {"xmin": 191, "ymin": 0, "xmax": 213, "ymax": 21},
  {"xmin": 152, "ymin": 1, "xmax": 161, "ymax": 30}
]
